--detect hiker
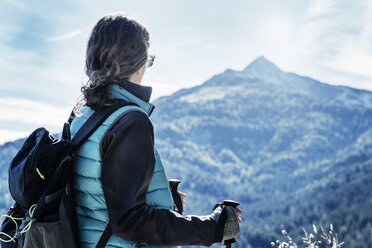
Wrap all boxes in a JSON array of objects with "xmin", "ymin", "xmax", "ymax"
[{"xmin": 69, "ymin": 13, "xmax": 242, "ymax": 247}]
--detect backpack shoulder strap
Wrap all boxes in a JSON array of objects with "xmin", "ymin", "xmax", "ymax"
[
  {"xmin": 71, "ymin": 100, "xmax": 137, "ymax": 147},
  {"xmin": 96, "ymin": 223, "xmax": 112, "ymax": 248}
]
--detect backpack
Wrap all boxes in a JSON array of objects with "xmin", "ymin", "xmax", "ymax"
[{"xmin": 0, "ymin": 100, "xmax": 136, "ymax": 248}]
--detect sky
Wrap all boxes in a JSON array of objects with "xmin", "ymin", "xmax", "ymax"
[{"xmin": 0, "ymin": 0, "xmax": 371, "ymax": 144}]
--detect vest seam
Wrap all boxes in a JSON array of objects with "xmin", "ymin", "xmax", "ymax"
[
  {"xmin": 75, "ymin": 204, "xmax": 107, "ymax": 212},
  {"xmin": 72, "ymin": 172, "xmax": 101, "ymax": 180},
  {"xmin": 72, "ymin": 172, "xmax": 102, "ymax": 180},
  {"xmin": 153, "ymin": 168, "xmax": 165, "ymax": 173},
  {"xmin": 72, "ymin": 187, "xmax": 104, "ymax": 196},
  {"xmin": 73, "ymin": 152, "xmax": 102, "ymax": 163},
  {"xmin": 147, "ymin": 187, "xmax": 171, "ymax": 194},
  {"xmin": 78, "ymin": 228, "xmax": 107, "ymax": 232}
]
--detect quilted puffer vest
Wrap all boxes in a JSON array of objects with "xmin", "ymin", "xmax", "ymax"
[{"xmin": 70, "ymin": 84, "xmax": 176, "ymax": 248}]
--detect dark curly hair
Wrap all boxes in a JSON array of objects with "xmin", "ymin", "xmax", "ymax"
[{"xmin": 80, "ymin": 13, "xmax": 150, "ymax": 110}]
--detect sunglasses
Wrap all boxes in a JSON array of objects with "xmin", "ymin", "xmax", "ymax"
[{"xmin": 147, "ymin": 54, "xmax": 156, "ymax": 68}]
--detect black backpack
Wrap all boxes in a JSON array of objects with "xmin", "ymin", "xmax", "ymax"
[{"xmin": 0, "ymin": 100, "xmax": 136, "ymax": 248}]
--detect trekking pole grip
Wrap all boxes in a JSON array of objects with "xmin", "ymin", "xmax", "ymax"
[
  {"xmin": 168, "ymin": 179, "xmax": 183, "ymax": 214},
  {"xmin": 222, "ymin": 200, "xmax": 240, "ymax": 247}
]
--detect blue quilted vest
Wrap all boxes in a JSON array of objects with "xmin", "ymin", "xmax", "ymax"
[{"xmin": 70, "ymin": 84, "xmax": 176, "ymax": 248}]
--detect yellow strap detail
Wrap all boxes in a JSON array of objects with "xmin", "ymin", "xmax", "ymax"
[
  {"xmin": 0, "ymin": 231, "xmax": 16, "ymax": 243},
  {"xmin": 0, "ymin": 204, "xmax": 38, "ymax": 242},
  {"xmin": 36, "ymin": 168, "xmax": 45, "ymax": 180},
  {"xmin": 0, "ymin": 214, "xmax": 20, "ymax": 243}
]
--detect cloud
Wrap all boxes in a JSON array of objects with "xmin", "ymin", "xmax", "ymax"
[
  {"xmin": 0, "ymin": 129, "xmax": 29, "ymax": 145},
  {"xmin": 0, "ymin": 98, "xmax": 71, "ymax": 127},
  {"xmin": 306, "ymin": 0, "xmax": 336, "ymax": 18},
  {"xmin": 275, "ymin": 0, "xmax": 372, "ymax": 90},
  {"xmin": 0, "ymin": 97, "xmax": 73, "ymax": 144},
  {"xmin": 314, "ymin": 1, "xmax": 372, "ymax": 80},
  {"xmin": 4, "ymin": 0, "xmax": 26, "ymax": 9},
  {"xmin": 321, "ymin": 39, "xmax": 372, "ymax": 78},
  {"xmin": 46, "ymin": 30, "xmax": 82, "ymax": 42}
]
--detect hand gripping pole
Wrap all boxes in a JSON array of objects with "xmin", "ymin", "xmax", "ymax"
[{"xmin": 222, "ymin": 200, "xmax": 240, "ymax": 248}]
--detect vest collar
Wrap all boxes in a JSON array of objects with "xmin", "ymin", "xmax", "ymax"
[
  {"xmin": 118, "ymin": 78, "xmax": 153, "ymax": 103},
  {"xmin": 109, "ymin": 83, "xmax": 155, "ymax": 116}
]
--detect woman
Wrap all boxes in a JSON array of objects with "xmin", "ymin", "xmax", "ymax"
[{"xmin": 70, "ymin": 13, "xmax": 242, "ymax": 248}]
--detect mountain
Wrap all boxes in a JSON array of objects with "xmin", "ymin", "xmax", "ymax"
[
  {"xmin": 207, "ymin": 56, "xmax": 372, "ymax": 108},
  {"xmin": 0, "ymin": 138, "xmax": 25, "ymax": 211},
  {"xmin": 0, "ymin": 56, "xmax": 371, "ymax": 247},
  {"xmin": 151, "ymin": 56, "xmax": 372, "ymax": 247}
]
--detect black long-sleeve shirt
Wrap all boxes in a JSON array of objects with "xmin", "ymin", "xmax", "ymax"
[{"xmin": 99, "ymin": 110, "xmax": 223, "ymax": 246}]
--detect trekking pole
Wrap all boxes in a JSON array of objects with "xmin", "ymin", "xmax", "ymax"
[
  {"xmin": 168, "ymin": 179, "xmax": 183, "ymax": 215},
  {"xmin": 222, "ymin": 200, "xmax": 240, "ymax": 248}
]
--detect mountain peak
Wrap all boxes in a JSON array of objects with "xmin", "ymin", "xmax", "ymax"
[
  {"xmin": 251, "ymin": 55, "xmax": 271, "ymax": 64},
  {"xmin": 242, "ymin": 56, "xmax": 282, "ymax": 76}
]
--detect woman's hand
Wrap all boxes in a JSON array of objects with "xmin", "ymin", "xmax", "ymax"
[
  {"xmin": 210, "ymin": 203, "xmax": 242, "ymax": 242},
  {"xmin": 174, "ymin": 191, "xmax": 187, "ymax": 215}
]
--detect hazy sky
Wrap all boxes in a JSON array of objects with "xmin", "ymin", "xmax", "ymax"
[{"xmin": 0, "ymin": 0, "xmax": 371, "ymax": 143}]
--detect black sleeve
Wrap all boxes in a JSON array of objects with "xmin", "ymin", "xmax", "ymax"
[{"xmin": 100, "ymin": 110, "xmax": 223, "ymax": 246}]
